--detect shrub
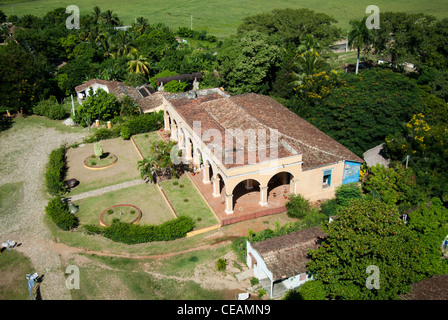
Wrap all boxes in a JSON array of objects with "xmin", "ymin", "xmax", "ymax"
[
  {"xmin": 83, "ymin": 127, "xmax": 122, "ymax": 143},
  {"xmin": 335, "ymin": 182, "xmax": 362, "ymax": 207},
  {"xmin": 320, "ymin": 198, "xmax": 338, "ymax": 217},
  {"xmin": 45, "ymin": 145, "xmax": 67, "ymax": 196},
  {"xmin": 120, "ymin": 125, "xmax": 131, "ymax": 140},
  {"xmin": 94, "ymin": 142, "xmax": 103, "ymax": 158},
  {"xmin": 33, "ymin": 96, "xmax": 68, "ymax": 120},
  {"xmin": 119, "ymin": 111, "xmax": 164, "ymax": 138},
  {"xmin": 45, "ymin": 197, "xmax": 78, "ymax": 231},
  {"xmin": 216, "ymin": 258, "xmax": 227, "ymax": 271},
  {"xmin": 297, "ymin": 280, "xmax": 326, "ymax": 300},
  {"xmin": 102, "ymin": 216, "xmax": 195, "ymax": 244},
  {"xmin": 286, "ymin": 194, "xmax": 311, "ymax": 219}
]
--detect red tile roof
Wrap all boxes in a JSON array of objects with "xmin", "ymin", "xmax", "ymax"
[
  {"xmin": 167, "ymin": 91, "xmax": 363, "ymax": 170},
  {"xmin": 251, "ymin": 226, "xmax": 325, "ymax": 281}
]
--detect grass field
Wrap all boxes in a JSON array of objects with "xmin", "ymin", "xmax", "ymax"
[
  {"xmin": 160, "ymin": 176, "xmax": 219, "ymax": 229},
  {"xmin": 73, "ymin": 183, "xmax": 175, "ymax": 226},
  {"xmin": 1, "ymin": 0, "xmax": 447, "ymax": 38}
]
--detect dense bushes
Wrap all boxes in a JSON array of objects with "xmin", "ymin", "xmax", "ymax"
[
  {"xmin": 119, "ymin": 111, "xmax": 164, "ymax": 139},
  {"xmin": 82, "ymin": 111, "xmax": 164, "ymax": 142},
  {"xmin": 45, "ymin": 145, "xmax": 67, "ymax": 196},
  {"xmin": 45, "ymin": 197, "xmax": 78, "ymax": 230},
  {"xmin": 286, "ymin": 194, "xmax": 312, "ymax": 219},
  {"xmin": 32, "ymin": 96, "xmax": 68, "ymax": 120},
  {"xmin": 102, "ymin": 216, "xmax": 195, "ymax": 244}
]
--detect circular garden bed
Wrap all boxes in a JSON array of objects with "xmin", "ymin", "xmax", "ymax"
[
  {"xmin": 99, "ymin": 204, "xmax": 142, "ymax": 227},
  {"xmin": 84, "ymin": 152, "xmax": 118, "ymax": 170}
]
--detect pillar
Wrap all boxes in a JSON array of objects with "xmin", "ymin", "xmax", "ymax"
[
  {"xmin": 171, "ymin": 122, "xmax": 178, "ymax": 141},
  {"xmin": 164, "ymin": 113, "xmax": 170, "ymax": 131},
  {"xmin": 185, "ymin": 138, "xmax": 193, "ymax": 160},
  {"xmin": 225, "ymin": 193, "xmax": 234, "ymax": 214},
  {"xmin": 259, "ymin": 186, "xmax": 268, "ymax": 206},
  {"xmin": 212, "ymin": 176, "xmax": 221, "ymax": 197},
  {"xmin": 291, "ymin": 178, "xmax": 299, "ymax": 194},
  {"xmin": 178, "ymin": 131, "xmax": 184, "ymax": 149},
  {"xmin": 193, "ymin": 150, "xmax": 201, "ymax": 169},
  {"xmin": 202, "ymin": 164, "xmax": 211, "ymax": 184}
]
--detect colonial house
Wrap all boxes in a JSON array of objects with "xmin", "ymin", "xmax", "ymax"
[
  {"xmin": 74, "ymin": 79, "xmax": 164, "ymax": 113},
  {"xmin": 246, "ymin": 226, "xmax": 325, "ymax": 298},
  {"xmin": 162, "ymin": 87, "xmax": 363, "ymax": 215}
]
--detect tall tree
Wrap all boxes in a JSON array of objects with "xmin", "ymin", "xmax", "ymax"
[
  {"xmin": 307, "ymin": 197, "xmax": 426, "ymax": 300},
  {"xmin": 126, "ymin": 48, "xmax": 150, "ymax": 75},
  {"xmin": 348, "ymin": 16, "xmax": 375, "ymax": 74},
  {"xmin": 217, "ymin": 30, "xmax": 281, "ymax": 94}
]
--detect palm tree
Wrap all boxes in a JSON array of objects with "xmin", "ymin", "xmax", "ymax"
[
  {"xmin": 137, "ymin": 140, "xmax": 182, "ymax": 182},
  {"xmin": 101, "ymin": 10, "xmax": 120, "ymax": 27},
  {"xmin": 91, "ymin": 6, "xmax": 102, "ymax": 24},
  {"xmin": 291, "ymin": 49, "xmax": 325, "ymax": 87},
  {"xmin": 110, "ymin": 30, "xmax": 135, "ymax": 58},
  {"xmin": 348, "ymin": 16, "xmax": 375, "ymax": 74},
  {"xmin": 133, "ymin": 17, "xmax": 149, "ymax": 36},
  {"xmin": 126, "ymin": 48, "xmax": 150, "ymax": 75}
]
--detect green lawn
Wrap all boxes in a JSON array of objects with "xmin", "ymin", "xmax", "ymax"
[
  {"xmin": 73, "ymin": 183, "xmax": 175, "ymax": 226},
  {"xmin": 132, "ymin": 131, "xmax": 162, "ymax": 158},
  {"xmin": 160, "ymin": 176, "xmax": 219, "ymax": 229},
  {"xmin": 2, "ymin": 0, "xmax": 447, "ymax": 38}
]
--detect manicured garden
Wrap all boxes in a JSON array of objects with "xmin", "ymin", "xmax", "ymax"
[
  {"xmin": 73, "ymin": 183, "xmax": 174, "ymax": 226},
  {"xmin": 159, "ymin": 176, "xmax": 219, "ymax": 229}
]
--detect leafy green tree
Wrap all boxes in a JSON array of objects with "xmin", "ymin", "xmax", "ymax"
[
  {"xmin": 307, "ymin": 197, "xmax": 424, "ymax": 300},
  {"xmin": 164, "ymin": 80, "xmax": 187, "ymax": 93},
  {"xmin": 217, "ymin": 30, "xmax": 281, "ymax": 94},
  {"xmin": 299, "ymin": 68, "xmax": 425, "ymax": 156},
  {"xmin": 362, "ymin": 163, "xmax": 426, "ymax": 210},
  {"xmin": 237, "ymin": 8, "xmax": 342, "ymax": 48},
  {"xmin": 0, "ymin": 43, "xmax": 52, "ymax": 112},
  {"xmin": 74, "ymin": 88, "xmax": 120, "ymax": 124},
  {"xmin": 407, "ymin": 198, "xmax": 448, "ymax": 277}
]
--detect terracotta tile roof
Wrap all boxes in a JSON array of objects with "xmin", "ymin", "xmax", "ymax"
[
  {"xmin": 75, "ymin": 79, "xmax": 142, "ymax": 101},
  {"xmin": 251, "ymin": 226, "xmax": 325, "ymax": 281},
  {"xmin": 138, "ymin": 91, "xmax": 165, "ymax": 113},
  {"xmin": 75, "ymin": 79, "xmax": 165, "ymax": 113},
  {"xmin": 167, "ymin": 91, "xmax": 363, "ymax": 170}
]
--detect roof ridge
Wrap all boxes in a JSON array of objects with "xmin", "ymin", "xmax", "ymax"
[{"xmin": 231, "ymin": 94, "xmax": 356, "ymax": 162}]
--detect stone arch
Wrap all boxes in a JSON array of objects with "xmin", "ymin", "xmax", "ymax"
[
  {"xmin": 266, "ymin": 171, "xmax": 296, "ymax": 203},
  {"xmin": 230, "ymin": 178, "xmax": 263, "ymax": 211}
]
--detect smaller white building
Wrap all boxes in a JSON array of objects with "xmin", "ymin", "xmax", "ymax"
[{"xmin": 246, "ymin": 226, "xmax": 325, "ymax": 298}]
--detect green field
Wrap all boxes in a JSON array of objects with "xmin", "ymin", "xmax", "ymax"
[{"xmin": 1, "ymin": 0, "xmax": 448, "ymax": 38}]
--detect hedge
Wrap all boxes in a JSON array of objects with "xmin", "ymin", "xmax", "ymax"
[
  {"xmin": 119, "ymin": 111, "xmax": 164, "ymax": 140},
  {"xmin": 82, "ymin": 111, "xmax": 163, "ymax": 143},
  {"xmin": 45, "ymin": 197, "xmax": 79, "ymax": 230},
  {"xmin": 32, "ymin": 96, "xmax": 68, "ymax": 120},
  {"xmin": 45, "ymin": 145, "xmax": 67, "ymax": 196},
  {"xmin": 102, "ymin": 216, "xmax": 195, "ymax": 244}
]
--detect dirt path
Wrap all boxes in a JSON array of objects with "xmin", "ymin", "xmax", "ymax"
[{"xmin": 0, "ymin": 120, "xmax": 88, "ymax": 300}]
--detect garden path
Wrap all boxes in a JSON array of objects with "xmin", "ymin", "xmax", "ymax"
[{"xmin": 68, "ymin": 179, "xmax": 146, "ymax": 201}]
